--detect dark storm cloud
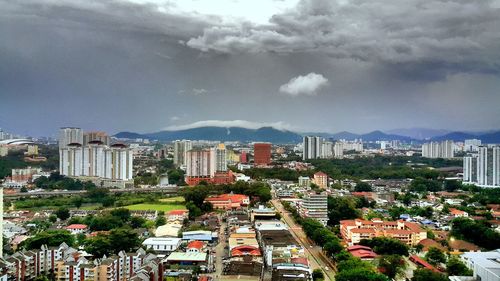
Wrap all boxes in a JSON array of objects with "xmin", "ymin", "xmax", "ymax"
[
  {"xmin": 186, "ymin": 0, "xmax": 500, "ymax": 76},
  {"xmin": 0, "ymin": 0, "xmax": 499, "ymax": 136}
]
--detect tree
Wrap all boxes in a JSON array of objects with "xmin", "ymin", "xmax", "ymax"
[
  {"xmin": 312, "ymin": 269, "xmax": 324, "ymax": 281},
  {"xmin": 110, "ymin": 208, "xmax": 131, "ymax": 222},
  {"xmin": 336, "ymin": 268, "xmax": 389, "ymax": 281},
  {"xmin": 446, "ymin": 257, "xmax": 472, "ymax": 276},
  {"xmin": 444, "ymin": 180, "xmax": 462, "ymax": 192},
  {"xmin": 411, "ymin": 269, "xmax": 448, "ymax": 281},
  {"xmin": 450, "ymin": 217, "xmax": 500, "ymax": 250},
  {"xmin": 130, "ymin": 216, "xmax": 147, "ymax": 228},
  {"xmin": 23, "ymin": 230, "xmax": 75, "ymax": 250},
  {"xmin": 155, "ymin": 215, "xmax": 167, "ymax": 227},
  {"xmin": 359, "ymin": 237, "xmax": 409, "ymax": 256},
  {"xmin": 378, "ymin": 255, "xmax": 406, "ymax": 279},
  {"xmin": 20, "ymin": 187, "xmax": 28, "ymax": 193},
  {"xmin": 355, "ymin": 182, "xmax": 373, "ymax": 192},
  {"xmin": 48, "ymin": 214, "xmax": 57, "ymax": 223},
  {"xmin": 72, "ymin": 196, "xmax": 83, "ymax": 208},
  {"xmin": 327, "ymin": 196, "xmax": 360, "ymax": 225},
  {"xmin": 55, "ymin": 207, "xmax": 70, "ymax": 221}
]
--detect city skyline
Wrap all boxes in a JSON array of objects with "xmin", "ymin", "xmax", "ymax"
[{"xmin": 1, "ymin": 0, "xmax": 500, "ymax": 136}]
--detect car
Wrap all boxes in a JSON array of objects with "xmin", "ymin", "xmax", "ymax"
[{"xmin": 324, "ymin": 266, "xmax": 329, "ymax": 271}]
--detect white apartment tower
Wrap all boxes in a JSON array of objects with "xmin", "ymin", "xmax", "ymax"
[
  {"xmin": 422, "ymin": 140, "xmax": 454, "ymax": 159},
  {"xmin": 59, "ymin": 143, "xmax": 133, "ymax": 180},
  {"xmin": 185, "ymin": 149, "xmax": 216, "ymax": 178},
  {"xmin": 173, "ymin": 140, "xmax": 192, "ymax": 167},
  {"xmin": 58, "ymin": 127, "xmax": 83, "ymax": 149},
  {"xmin": 303, "ymin": 136, "xmax": 323, "ymax": 160},
  {"xmin": 463, "ymin": 146, "xmax": 500, "ymax": 188},
  {"xmin": 214, "ymin": 144, "xmax": 227, "ymax": 172}
]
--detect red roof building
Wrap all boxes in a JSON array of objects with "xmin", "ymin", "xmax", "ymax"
[
  {"xmin": 65, "ymin": 224, "xmax": 88, "ymax": 234},
  {"xmin": 187, "ymin": 240, "xmax": 206, "ymax": 253},
  {"xmin": 205, "ymin": 194, "xmax": 250, "ymax": 210},
  {"xmin": 347, "ymin": 245, "xmax": 378, "ymax": 260},
  {"xmin": 340, "ymin": 219, "xmax": 427, "ymax": 246},
  {"xmin": 230, "ymin": 245, "xmax": 261, "ymax": 257}
]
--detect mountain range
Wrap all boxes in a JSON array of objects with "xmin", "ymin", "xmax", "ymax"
[{"xmin": 115, "ymin": 127, "xmax": 500, "ymax": 143}]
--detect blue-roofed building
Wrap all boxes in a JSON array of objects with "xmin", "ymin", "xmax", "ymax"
[{"xmin": 182, "ymin": 230, "xmax": 217, "ymax": 241}]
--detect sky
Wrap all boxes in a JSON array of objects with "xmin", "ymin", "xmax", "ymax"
[{"xmin": 1, "ymin": 0, "xmax": 500, "ymax": 137}]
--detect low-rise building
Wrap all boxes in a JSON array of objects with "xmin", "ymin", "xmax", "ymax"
[
  {"xmin": 298, "ymin": 192, "xmax": 328, "ymax": 226},
  {"xmin": 461, "ymin": 249, "xmax": 500, "ymax": 281},
  {"xmin": 142, "ymin": 237, "xmax": 182, "ymax": 253},
  {"xmin": 65, "ymin": 224, "xmax": 88, "ymax": 234},
  {"xmin": 204, "ymin": 194, "xmax": 249, "ymax": 210},
  {"xmin": 340, "ymin": 218, "xmax": 427, "ymax": 246}
]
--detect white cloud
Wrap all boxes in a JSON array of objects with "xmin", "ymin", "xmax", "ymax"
[
  {"xmin": 279, "ymin": 73, "xmax": 328, "ymax": 96},
  {"xmin": 164, "ymin": 120, "xmax": 293, "ymax": 131},
  {"xmin": 178, "ymin": 88, "xmax": 211, "ymax": 96},
  {"xmin": 170, "ymin": 116, "xmax": 181, "ymax": 121}
]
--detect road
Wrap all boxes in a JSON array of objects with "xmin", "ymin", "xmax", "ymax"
[{"xmin": 271, "ymin": 199, "xmax": 337, "ymax": 281}]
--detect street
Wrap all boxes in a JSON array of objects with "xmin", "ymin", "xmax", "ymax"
[{"xmin": 271, "ymin": 199, "xmax": 337, "ymax": 281}]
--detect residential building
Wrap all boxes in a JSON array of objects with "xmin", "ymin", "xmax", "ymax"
[
  {"xmin": 10, "ymin": 167, "xmax": 41, "ymax": 184},
  {"xmin": 464, "ymin": 146, "xmax": 500, "ymax": 188},
  {"xmin": 320, "ymin": 141, "xmax": 333, "ymax": 158},
  {"xmin": 333, "ymin": 142, "xmax": 344, "ymax": 158},
  {"xmin": 173, "ymin": 140, "xmax": 192, "ymax": 167},
  {"xmin": 312, "ymin": 171, "xmax": 328, "ymax": 189},
  {"xmin": 302, "ymin": 136, "xmax": 322, "ymax": 160},
  {"xmin": 254, "ymin": 143, "xmax": 272, "ymax": 166},
  {"xmin": 185, "ymin": 148, "xmax": 215, "ymax": 178},
  {"xmin": 166, "ymin": 210, "xmax": 189, "ymax": 222},
  {"xmin": 215, "ymin": 144, "xmax": 227, "ymax": 172},
  {"xmin": 83, "ymin": 131, "xmax": 110, "ymax": 146},
  {"xmin": 340, "ymin": 218, "xmax": 427, "ymax": 246},
  {"xmin": 298, "ymin": 176, "xmax": 311, "ymax": 187},
  {"xmin": 299, "ymin": 192, "xmax": 328, "ymax": 226},
  {"xmin": 422, "ymin": 140, "xmax": 454, "ymax": 159},
  {"xmin": 464, "ymin": 139, "xmax": 481, "ymax": 152},
  {"xmin": 64, "ymin": 224, "xmax": 88, "ymax": 234},
  {"xmin": 58, "ymin": 127, "xmax": 83, "ymax": 149},
  {"xmin": 59, "ymin": 142, "xmax": 133, "ymax": 181}
]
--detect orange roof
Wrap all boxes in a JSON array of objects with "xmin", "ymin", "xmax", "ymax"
[
  {"xmin": 168, "ymin": 210, "xmax": 188, "ymax": 216},
  {"xmin": 314, "ymin": 172, "xmax": 327, "ymax": 177},
  {"xmin": 450, "ymin": 208, "xmax": 466, "ymax": 215},
  {"xmin": 231, "ymin": 245, "xmax": 261, "ymax": 256},
  {"xmin": 205, "ymin": 194, "xmax": 248, "ymax": 204},
  {"xmin": 187, "ymin": 240, "xmax": 205, "ymax": 250},
  {"xmin": 65, "ymin": 224, "xmax": 88, "ymax": 230},
  {"xmin": 410, "ymin": 255, "xmax": 439, "ymax": 272}
]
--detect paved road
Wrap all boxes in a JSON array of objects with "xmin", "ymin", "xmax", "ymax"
[{"xmin": 271, "ymin": 199, "xmax": 337, "ymax": 281}]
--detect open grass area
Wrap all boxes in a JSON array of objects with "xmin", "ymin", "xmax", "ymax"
[
  {"xmin": 123, "ymin": 203, "xmax": 186, "ymax": 212},
  {"xmin": 158, "ymin": 196, "xmax": 185, "ymax": 203}
]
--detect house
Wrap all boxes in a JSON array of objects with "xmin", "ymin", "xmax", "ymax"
[
  {"xmin": 449, "ymin": 208, "xmax": 469, "ymax": 218},
  {"xmin": 142, "ymin": 237, "xmax": 182, "ymax": 253},
  {"xmin": 347, "ymin": 245, "xmax": 378, "ymax": 260},
  {"xmin": 65, "ymin": 224, "xmax": 88, "ymax": 234},
  {"xmin": 186, "ymin": 241, "xmax": 205, "ymax": 253},
  {"xmin": 166, "ymin": 210, "xmax": 189, "ymax": 222}
]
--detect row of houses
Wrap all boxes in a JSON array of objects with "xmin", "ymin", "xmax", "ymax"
[{"xmin": 1, "ymin": 243, "xmax": 163, "ymax": 281}]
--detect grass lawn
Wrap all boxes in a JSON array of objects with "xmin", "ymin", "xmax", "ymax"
[
  {"xmin": 123, "ymin": 203, "xmax": 186, "ymax": 212},
  {"xmin": 158, "ymin": 196, "xmax": 185, "ymax": 203}
]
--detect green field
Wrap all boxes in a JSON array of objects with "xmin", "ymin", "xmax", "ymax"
[
  {"xmin": 159, "ymin": 196, "xmax": 185, "ymax": 203},
  {"xmin": 123, "ymin": 203, "xmax": 186, "ymax": 212}
]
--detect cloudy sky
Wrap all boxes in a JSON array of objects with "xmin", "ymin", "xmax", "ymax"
[{"xmin": 1, "ymin": 0, "xmax": 500, "ymax": 137}]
